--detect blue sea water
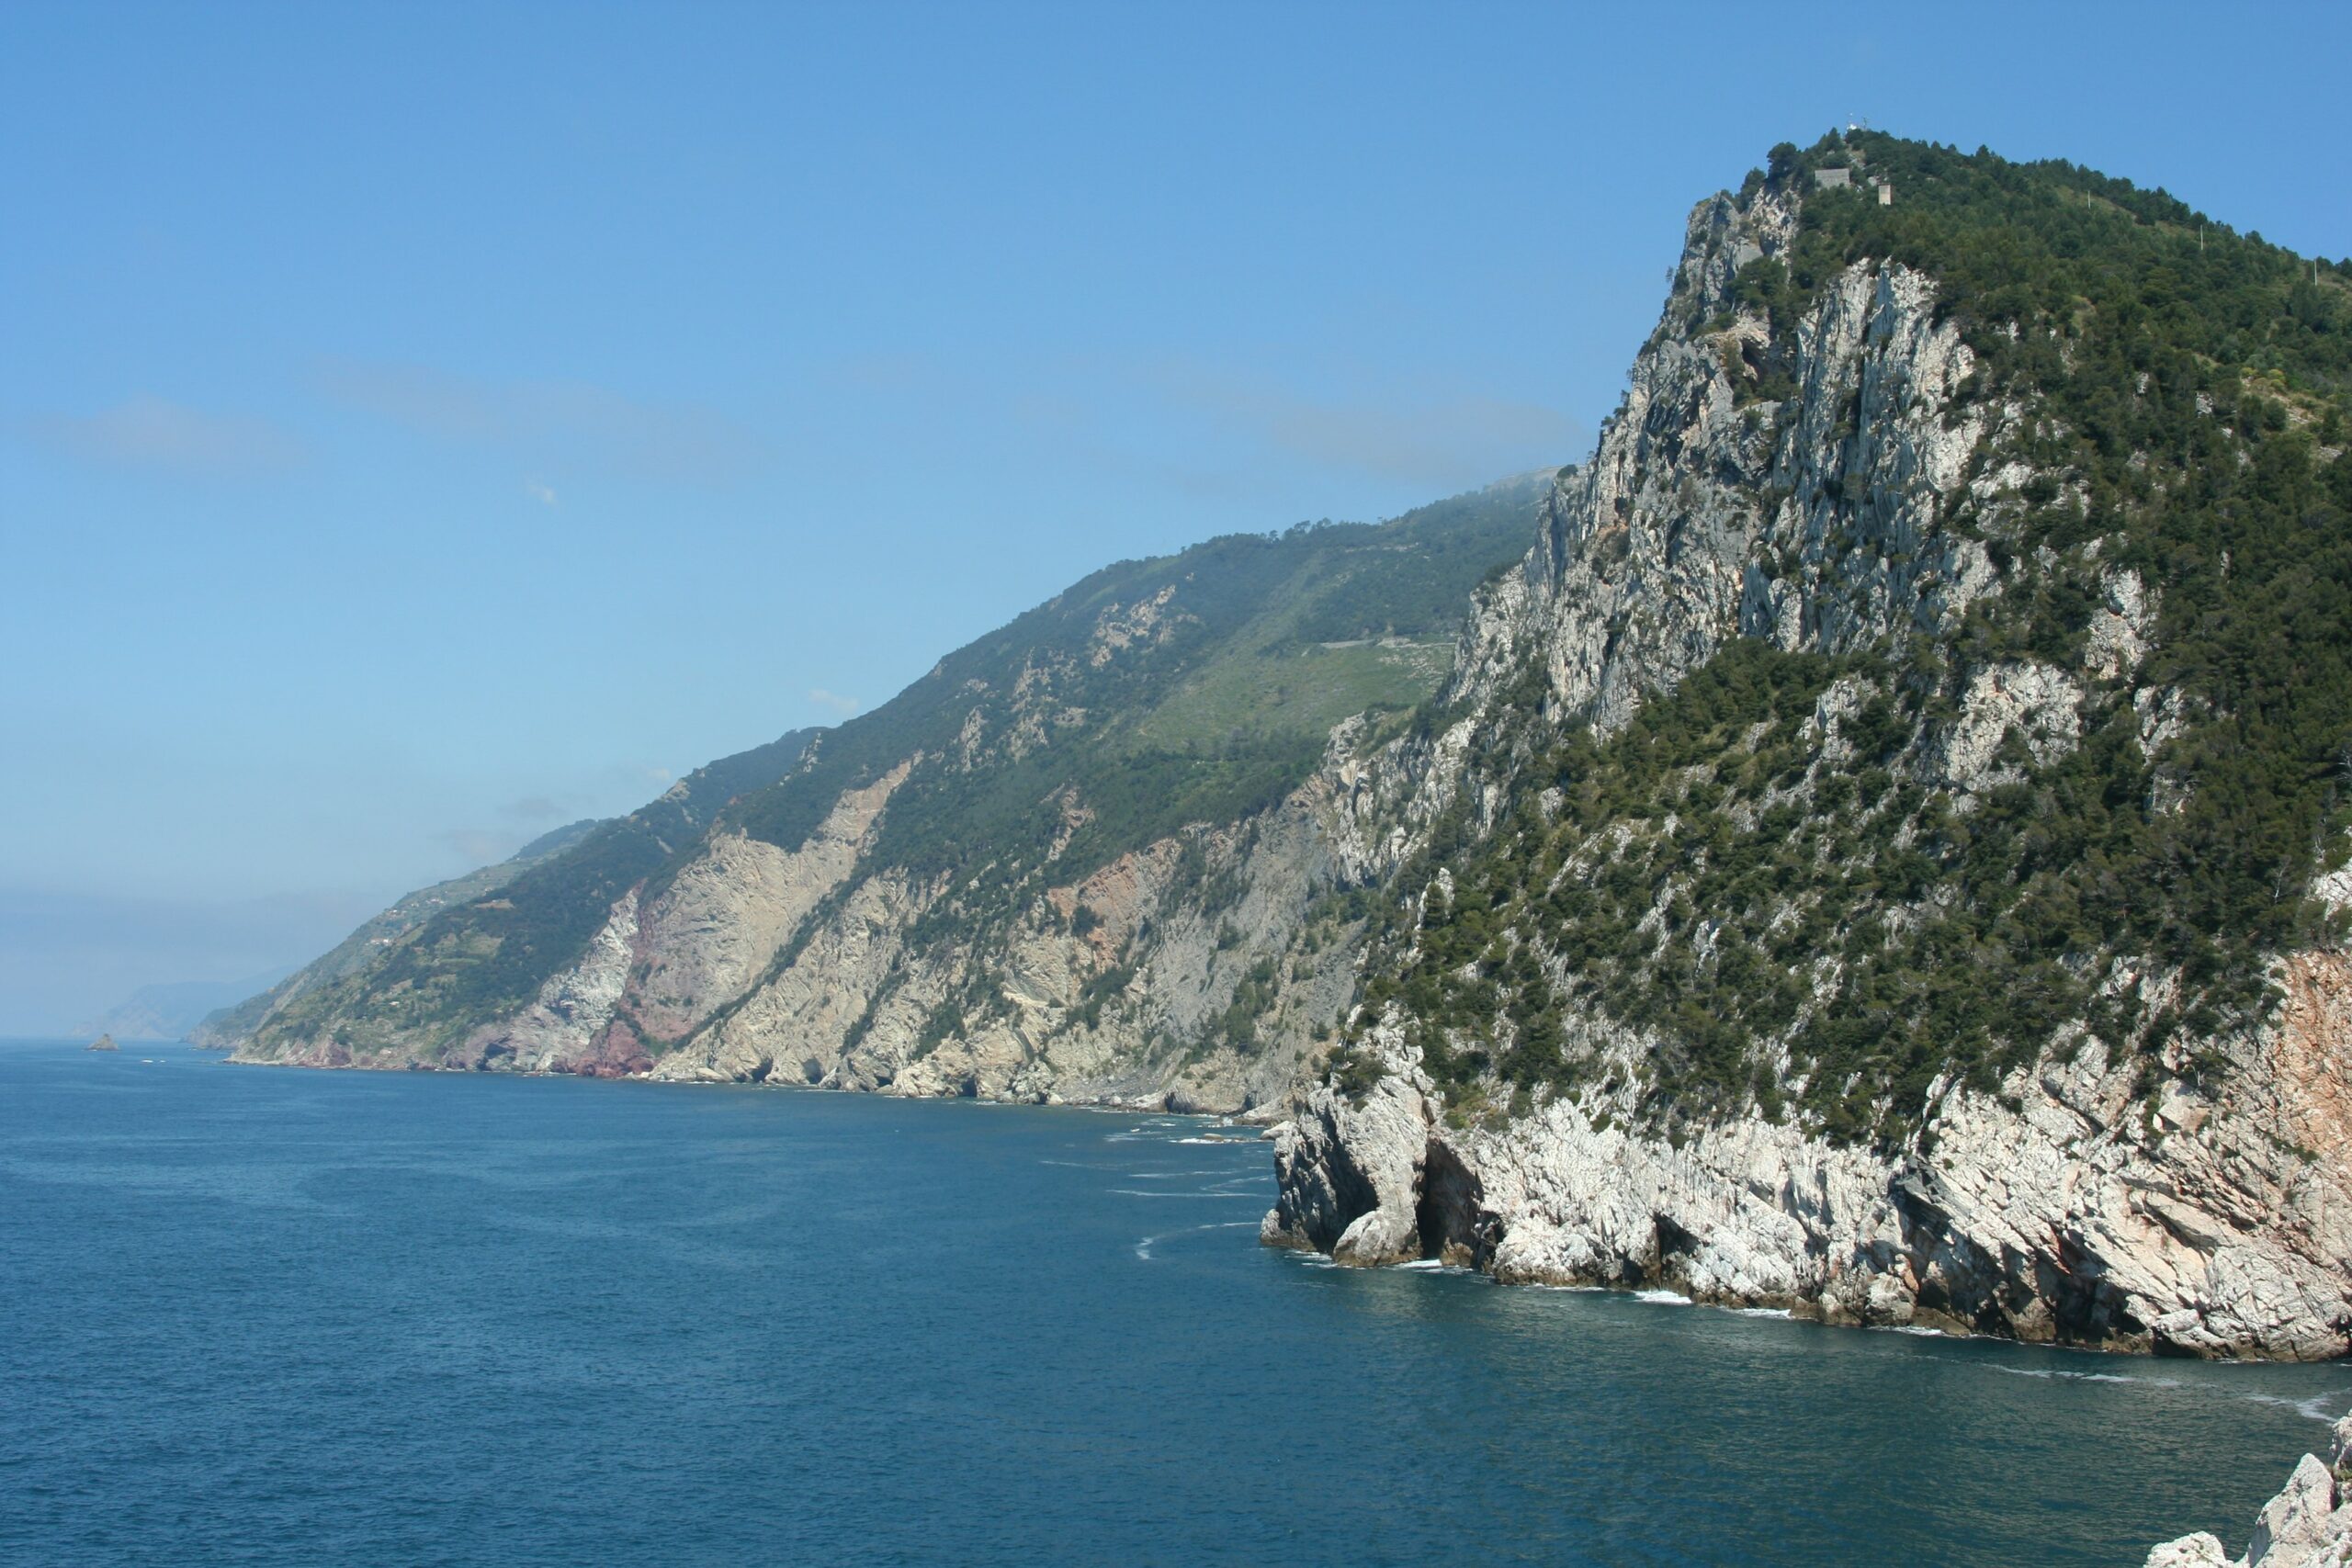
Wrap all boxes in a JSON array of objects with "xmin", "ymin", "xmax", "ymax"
[{"xmin": 1, "ymin": 1039, "xmax": 2342, "ymax": 1566}]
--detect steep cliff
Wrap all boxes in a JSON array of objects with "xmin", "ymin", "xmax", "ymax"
[
  {"xmin": 213, "ymin": 130, "xmax": 2352, "ymax": 1357},
  {"xmin": 1264, "ymin": 135, "xmax": 2352, "ymax": 1358}
]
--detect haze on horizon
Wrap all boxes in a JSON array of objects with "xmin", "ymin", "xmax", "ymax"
[{"xmin": 5, "ymin": 0, "xmax": 2348, "ymax": 1033}]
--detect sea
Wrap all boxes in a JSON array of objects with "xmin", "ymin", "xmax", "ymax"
[{"xmin": 2, "ymin": 1037, "xmax": 2341, "ymax": 1566}]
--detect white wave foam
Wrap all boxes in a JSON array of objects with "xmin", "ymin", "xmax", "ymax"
[
  {"xmin": 1634, "ymin": 1289, "xmax": 1693, "ymax": 1306},
  {"xmin": 1135, "ymin": 1219, "xmax": 1261, "ymax": 1260},
  {"xmin": 2245, "ymin": 1391, "xmax": 2349, "ymax": 1422},
  {"xmin": 1107, "ymin": 1189, "xmax": 1265, "ymax": 1199},
  {"xmin": 1991, "ymin": 1366, "xmax": 2173, "ymax": 1386}
]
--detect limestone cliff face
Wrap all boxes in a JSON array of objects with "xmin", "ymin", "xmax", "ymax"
[
  {"xmin": 639, "ymin": 756, "xmax": 1369, "ymax": 1111},
  {"xmin": 1265, "ymin": 988, "xmax": 2352, "ymax": 1357},
  {"xmin": 1261, "ymin": 166, "xmax": 2352, "ymax": 1359}
]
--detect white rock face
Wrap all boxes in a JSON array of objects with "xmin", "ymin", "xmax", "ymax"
[
  {"xmin": 2144, "ymin": 1416, "xmax": 2352, "ymax": 1566},
  {"xmin": 2086, "ymin": 567, "xmax": 2155, "ymax": 679},
  {"xmin": 1263, "ymin": 1074, "xmax": 1435, "ymax": 1266},
  {"xmin": 639, "ymin": 759, "xmax": 1374, "ymax": 1113},
  {"xmin": 1932, "ymin": 660, "xmax": 2085, "ymax": 792},
  {"xmin": 460, "ymin": 889, "xmax": 641, "ymax": 1071},
  {"xmin": 1265, "ymin": 954, "xmax": 2352, "ymax": 1358}
]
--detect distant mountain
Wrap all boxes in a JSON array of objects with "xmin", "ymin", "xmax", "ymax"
[
  {"xmin": 77, "ymin": 974, "xmax": 295, "ymax": 1042},
  {"xmin": 190, "ymin": 815, "xmax": 608, "ymax": 1046}
]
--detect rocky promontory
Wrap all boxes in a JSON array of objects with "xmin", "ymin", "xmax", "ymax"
[
  {"xmin": 1264, "ymin": 135, "xmax": 2352, "ymax": 1359},
  {"xmin": 2147, "ymin": 1416, "xmax": 2352, "ymax": 1566}
]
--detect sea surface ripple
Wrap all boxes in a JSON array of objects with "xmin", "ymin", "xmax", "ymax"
[{"xmin": 1, "ymin": 1040, "xmax": 2338, "ymax": 1566}]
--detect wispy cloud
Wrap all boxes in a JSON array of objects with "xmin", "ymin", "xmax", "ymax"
[
  {"xmin": 24, "ymin": 396, "xmax": 303, "ymax": 476},
  {"xmin": 432, "ymin": 829, "xmax": 524, "ymax": 866},
  {"xmin": 1151, "ymin": 363, "xmax": 1584, "ymax": 491},
  {"xmin": 808, "ymin": 688, "xmax": 861, "ymax": 717},
  {"xmin": 313, "ymin": 358, "xmax": 763, "ymax": 486},
  {"xmin": 525, "ymin": 479, "xmax": 559, "ymax": 507}
]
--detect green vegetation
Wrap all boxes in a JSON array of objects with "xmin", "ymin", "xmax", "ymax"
[
  {"xmin": 1360, "ymin": 135, "xmax": 2352, "ymax": 1143},
  {"xmin": 1131, "ymin": 637, "xmax": 1450, "ymax": 756},
  {"xmin": 259, "ymin": 479, "xmax": 1548, "ymax": 1053},
  {"xmin": 1772, "ymin": 133, "xmax": 2352, "ymax": 1045},
  {"xmin": 722, "ymin": 477, "xmax": 1547, "ymax": 953},
  {"xmin": 197, "ymin": 817, "xmax": 602, "ymax": 1045}
]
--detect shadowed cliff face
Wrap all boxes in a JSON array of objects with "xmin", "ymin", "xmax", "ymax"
[{"xmin": 1264, "ymin": 145, "xmax": 2352, "ymax": 1359}]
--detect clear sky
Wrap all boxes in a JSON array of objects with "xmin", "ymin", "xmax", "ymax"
[{"xmin": 4, "ymin": 1, "xmax": 2349, "ymax": 1032}]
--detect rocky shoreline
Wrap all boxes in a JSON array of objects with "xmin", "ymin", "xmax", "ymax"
[
  {"xmin": 1260, "ymin": 1010, "xmax": 2352, "ymax": 1360},
  {"xmin": 2147, "ymin": 1416, "xmax": 2352, "ymax": 1566}
]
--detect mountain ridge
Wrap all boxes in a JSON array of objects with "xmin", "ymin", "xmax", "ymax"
[{"xmin": 207, "ymin": 479, "xmax": 1550, "ymax": 1097}]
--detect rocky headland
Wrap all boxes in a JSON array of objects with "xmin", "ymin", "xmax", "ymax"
[
  {"xmin": 205, "ymin": 133, "xmax": 2352, "ymax": 1361},
  {"xmin": 1256, "ymin": 138, "xmax": 2352, "ymax": 1359}
]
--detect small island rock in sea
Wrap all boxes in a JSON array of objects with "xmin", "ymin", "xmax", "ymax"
[{"xmin": 86, "ymin": 1032, "xmax": 118, "ymax": 1051}]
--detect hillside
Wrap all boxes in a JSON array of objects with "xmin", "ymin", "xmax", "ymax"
[
  {"xmin": 192, "ymin": 817, "xmax": 605, "ymax": 1049},
  {"xmin": 1265, "ymin": 131, "xmax": 2352, "ymax": 1359},
  {"xmin": 198, "ymin": 739, "xmax": 813, "ymax": 1059},
  {"xmin": 220, "ymin": 480, "xmax": 1548, "ymax": 1096}
]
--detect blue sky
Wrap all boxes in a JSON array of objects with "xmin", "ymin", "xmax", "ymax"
[{"xmin": 4, "ymin": 1, "xmax": 2349, "ymax": 1032}]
